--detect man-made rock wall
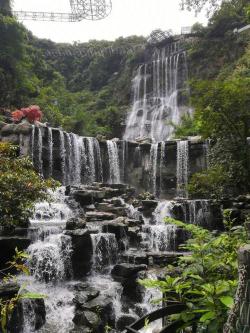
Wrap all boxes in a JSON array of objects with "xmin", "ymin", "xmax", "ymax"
[{"xmin": 0, "ymin": 124, "xmax": 207, "ymax": 198}]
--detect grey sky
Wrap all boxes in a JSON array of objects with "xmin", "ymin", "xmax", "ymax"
[{"xmin": 13, "ymin": 0, "xmax": 208, "ymax": 43}]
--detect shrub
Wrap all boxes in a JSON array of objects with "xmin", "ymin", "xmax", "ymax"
[{"xmin": 0, "ymin": 142, "xmax": 58, "ymax": 228}]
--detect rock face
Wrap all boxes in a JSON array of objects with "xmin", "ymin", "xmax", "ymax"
[
  {"xmin": 0, "ymin": 283, "xmax": 46, "ymax": 333},
  {"xmin": 65, "ymin": 229, "xmax": 93, "ymax": 278}
]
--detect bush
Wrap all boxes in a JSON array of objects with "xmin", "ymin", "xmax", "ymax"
[
  {"xmin": 0, "ymin": 142, "xmax": 58, "ymax": 228},
  {"xmin": 140, "ymin": 211, "xmax": 248, "ymax": 332}
]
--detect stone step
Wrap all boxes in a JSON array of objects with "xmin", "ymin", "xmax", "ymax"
[
  {"xmin": 95, "ymin": 203, "xmax": 127, "ymax": 216},
  {"xmin": 85, "ymin": 211, "xmax": 116, "ymax": 222}
]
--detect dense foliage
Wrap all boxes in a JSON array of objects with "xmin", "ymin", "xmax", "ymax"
[
  {"xmin": 0, "ymin": 142, "xmax": 57, "ymax": 227},
  {"xmin": 141, "ymin": 211, "xmax": 248, "ymax": 332}
]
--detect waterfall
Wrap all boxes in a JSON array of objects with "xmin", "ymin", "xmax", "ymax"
[
  {"xmin": 160, "ymin": 141, "xmax": 166, "ymax": 194},
  {"xmin": 176, "ymin": 140, "xmax": 189, "ymax": 198},
  {"xmin": 20, "ymin": 187, "xmax": 75, "ymax": 332},
  {"xmin": 150, "ymin": 143, "xmax": 158, "ymax": 196},
  {"xmin": 30, "ymin": 125, "xmax": 35, "ymax": 162},
  {"xmin": 37, "ymin": 127, "xmax": 43, "ymax": 175},
  {"xmin": 46, "ymin": 127, "xmax": 53, "ymax": 178},
  {"xmin": 107, "ymin": 140, "xmax": 120, "ymax": 184},
  {"xmin": 59, "ymin": 131, "xmax": 66, "ymax": 184},
  {"xmin": 85, "ymin": 137, "xmax": 96, "ymax": 184},
  {"xmin": 93, "ymin": 138, "xmax": 103, "ymax": 182},
  {"xmin": 27, "ymin": 188, "xmax": 73, "ymax": 282},
  {"xmin": 187, "ymin": 199, "xmax": 211, "ymax": 227},
  {"xmin": 124, "ymin": 43, "xmax": 191, "ymax": 142},
  {"xmin": 70, "ymin": 133, "xmax": 82, "ymax": 185},
  {"xmin": 141, "ymin": 201, "xmax": 177, "ymax": 252},
  {"xmin": 91, "ymin": 233, "xmax": 118, "ymax": 273}
]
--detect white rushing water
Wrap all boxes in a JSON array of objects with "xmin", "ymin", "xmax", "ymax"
[
  {"xmin": 150, "ymin": 143, "xmax": 158, "ymax": 196},
  {"xmin": 107, "ymin": 139, "xmax": 121, "ymax": 184},
  {"xmin": 21, "ymin": 188, "xmax": 75, "ymax": 332},
  {"xmin": 91, "ymin": 233, "xmax": 118, "ymax": 273},
  {"xmin": 124, "ymin": 43, "xmax": 192, "ymax": 142},
  {"xmin": 176, "ymin": 140, "xmax": 189, "ymax": 198}
]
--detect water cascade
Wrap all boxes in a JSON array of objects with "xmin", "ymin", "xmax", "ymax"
[
  {"xmin": 20, "ymin": 188, "xmax": 75, "ymax": 332},
  {"xmin": 124, "ymin": 43, "xmax": 192, "ymax": 142},
  {"xmin": 150, "ymin": 143, "xmax": 158, "ymax": 196},
  {"xmin": 47, "ymin": 127, "xmax": 53, "ymax": 178},
  {"xmin": 176, "ymin": 140, "xmax": 189, "ymax": 198},
  {"xmin": 107, "ymin": 140, "xmax": 120, "ymax": 184},
  {"xmin": 91, "ymin": 233, "xmax": 118, "ymax": 273}
]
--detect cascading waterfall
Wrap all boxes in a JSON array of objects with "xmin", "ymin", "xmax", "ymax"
[
  {"xmin": 149, "ymin": 200, "xmax": 177, "ymax": 251},
  {"xmin": 69, "ymin": 133, "xmax": 82, "ymax": 185},
  {"xmin": 85, "ymin": 137, "xmax": 96, "ymax": 184},
  {"xmin": 59, "ymin": 131, "xmax": 66, "ymax": 184},
  {"xmin": 160, "ymin": 141, "xmax": 166, "ymax": 194},
  {"xmin": 107, "ymin": 140, "xmax": 120, "ymax": 184},
  {"xmin": 176, "ymin": 140, "xmax": 189, "ymax": 198},
  {"xmin": 93, "ymin": 137, "xmax": 103, "ymax": 182},
  {"xmin": 37, "ymin": 127, "xmax": 43, "ymax": 175},
  {"xmin": 124, "ymin": 43, "xmax": 192, "ymax": 142},
  {"xmin": 47, "ymin": 127, "xmax": 53, "ymax": 178},
  {"xmin": 21, "ymin": 188, "xmax": 75, "ymax": 332},
  {"xmin": 91, "ymin": 233, "xmax": 118, "ymax": 273},
  {"xmin": 150, "ymin": 143, "xmax": 158, "ymax": 196}
]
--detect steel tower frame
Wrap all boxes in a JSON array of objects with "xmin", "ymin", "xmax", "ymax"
[{"xmin": 13, "ymin": 0, "xmax": 112, "ymax": 22}]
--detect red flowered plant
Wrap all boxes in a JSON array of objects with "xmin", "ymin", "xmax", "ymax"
[
  {"xmin": 11, "ymin": 105, "xmax": 42, "ymax": 124},
  {"xmin": 12, "ymin": 110, "xmax": 24, "ymax": 123}
]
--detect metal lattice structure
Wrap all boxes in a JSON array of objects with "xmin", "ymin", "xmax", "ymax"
[{"xmin": 12, "ymin": 0, "xmax": 112, "ymax": 22}]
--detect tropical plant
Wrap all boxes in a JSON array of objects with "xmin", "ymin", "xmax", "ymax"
[
  {"xmin": 140, "ymin": 211, "xmax": 247, "ymax": 332},
  {"xmin": 0, "ymin": 142, "xmax": 58, "ymax": 228}
]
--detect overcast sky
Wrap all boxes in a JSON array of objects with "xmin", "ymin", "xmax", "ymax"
[{"xmin": 13, "ymin": 0, "xmax": 208, "ymax": 43}]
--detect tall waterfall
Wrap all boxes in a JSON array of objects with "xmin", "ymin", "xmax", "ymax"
[
  {"xmin": 124, "ymin": 43, "xmax": 191, "ymax": 142},
  {"xmin": 107, "ymin": 140, "xmax": 120, "ymax": 184},
  {"xmin": 176, "ymin": 140, "xmax": 189, "ymax": 198},
  {"xmin": 47, "ymin": 127, "xmax": 53, "ymax": 178}
]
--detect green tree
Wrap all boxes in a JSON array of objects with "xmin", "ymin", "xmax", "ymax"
[{"xmin": 0, "ymin": 142, "xmax": 58, "ymax": 228}]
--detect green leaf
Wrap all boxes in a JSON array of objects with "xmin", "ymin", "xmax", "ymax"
[
  {"xmin": 200, "ymin": 311, "xmax": 216, "ymax": 323},
  {"xmin": 219, "ymin": 296, "xmax": 234, "ymax": 308},
  {"xmin": 20, "ymin": 292, "xmax": 46, "ymax": 299}
]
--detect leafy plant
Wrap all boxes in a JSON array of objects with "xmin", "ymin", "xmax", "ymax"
[
  {"xmin": 0, "ymin": 248, "xmax": 44, "ymax": 333},
  {"xmin": 0, "ymin": 142, "xmax": 58, "ymax": 228},
  {"xmin": 140, "ymin": 211, "xmax": 247, "ymax": 332}
]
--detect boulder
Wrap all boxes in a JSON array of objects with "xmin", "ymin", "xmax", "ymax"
[
  {"xmin": 73, "ymin": 288, "xmax": 100, "ymax": 308},
  {"xmin": 1, "ymin": 123, "xmax": 17, "ymax": 136},
  {"xmin": 111, "ymin": 263, "xmax": 147, "ymax": 280},
  {"xmin": 73, "ymin": 310, "xmax": 100, "ymax": 329},
  {"xmin": 116, "ymin": 314, "xmax": 138, "ymax": 331},
  {"xmin": 66, "ymin": 217, "xmax": 86, "ymax": 230}
]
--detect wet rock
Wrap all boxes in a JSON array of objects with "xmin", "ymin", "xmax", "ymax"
[
  {"xmin": 86, "ymin": 211, "xmax": 116, "ymax": 222},
  {"xmin": 1, "ymin": 123, "xmax": 17, "ymax": 136},
  {"xmin": 111, "ymin": 263, "xmax": 147, "ymax": 280},
  {"xmin": 96, "ymin": 202, "xmax": 127, "ymax": 216},
  {"xmin": 102, "ymin": 221, "xmax": 128, "ymax": 241},
  {"xmin": 73, "ymin": 310, "xmax": 100, "ymax": 329},
  {"xmin": 0, "ymin": 282, "xmax": 20, "ymax": 299},
  {"xmin": 66, "ymin": 217, "xmax": 86, "ymax": 230},
  {"xmin": 73, "ymin": 190, "xmax": 105, "ymax": 206},
  {"xmin": 70, "ymin": 327, "xmax": 92, "ymax": 333},
  {"xmin": 141, "ymin": 200, "xmax": 158, "ymax": 209},
  {"xmin": 15, "ymin": 122, "xmax": 32, "ymax": 135},
  {"xmin": 0, "ymin": 237, "xmax": 31, "ymax": 270},
  {"xmin": 81, "ymin": 295, "xmax": 115, "ymax": 329},
  {"xmin": 116, "ymin": 314, "xmax": 138, "ymax": 330},
  {"xmin": 65, "ymin": 230, "xmax": 92, "ymax": 278},
  {"xmin": 74, "ymin": 288, "xmax": 100, "ymax": 307},
  {"xmin": 8, "ymin": 298, "xmax": 46, "ymax": 332}
]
